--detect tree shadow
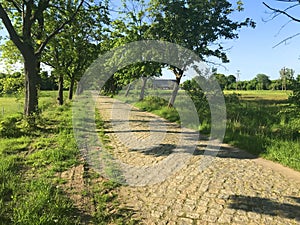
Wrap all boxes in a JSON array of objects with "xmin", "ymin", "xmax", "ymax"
[
  {"xmin": 105, "ymin": 129, "xmax": 197, "ymax": 135},
  {"xmin": 99, "ymin": 107, "xmax": 259, "ymax": 160},
  {"xmin": 193, "ymin": 144, "xmax": 257, "ymax": 159},
  {"xmin": 290, "ymin": 196, "xmax": 300, "ymax": 205},
  {"xmin": 228, "ymin": 195, "xmax": 300, "ymax": 221},
  {"xmin": 130, "ymin": 144, "xmax": 177, "ymax": 156}
]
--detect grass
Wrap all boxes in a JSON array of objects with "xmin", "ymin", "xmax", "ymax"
[
  {"xmin": 0, "ymin": 92, "xmax": 137, "ymax": 224},
  {"xmin": 224, "ymin": 90, "xmax": 292, "ymax": 101},
  {"xmin": 0, "ymin": 91, "xmax": 68, "ymax": 118},
  {"xmin": 134, "ymin": 96, "xmax": 180, "ymax": 123},
  {"xmin": 223, "ymin": 91, "xmax": 300, "ymax": 171},
  {"xmin": 117, "ymin": 89, "xmax": 300, "ymax": 172},
  {"xmin": 0, "ymin": 97, "xmax": 23, "ymax": 118},
  {"xmin": 0, "ymin": 97, "xmax": 83, "ymax": 224}
]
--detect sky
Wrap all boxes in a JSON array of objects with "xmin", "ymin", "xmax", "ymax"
[
  {"xmin": 217, "ymin": 0, "xmax": 300, "ymax": 81},
  {"xmin": 0, "ymin": 0, "xmax": 300, "ymax": 81}
]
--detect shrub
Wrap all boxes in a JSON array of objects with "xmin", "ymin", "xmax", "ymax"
[
  {"xmin": 289, "ymin": 88, "xmax": 300, "ymax": 107},
  {"xmin": 0, "ymin": 114, "xmax": 23, "ymax": 138}
]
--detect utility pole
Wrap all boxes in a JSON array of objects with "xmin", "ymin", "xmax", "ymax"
[{"xmin": 236, "ymin": 70, "xmax": 240, "ymax": 91}]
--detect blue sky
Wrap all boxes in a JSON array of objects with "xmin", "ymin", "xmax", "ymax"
[
  {"xmin": 217, "ymin": 0, "xmax": 300, "ymax": 80},
  {"xmin": 1, "ymin": 0, "xmax": 299, "ymax": 81}
]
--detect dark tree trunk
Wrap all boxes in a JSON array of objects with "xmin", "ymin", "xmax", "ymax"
[
  {"xmin": 0, "ymin": 1, "xmax": 85, "ymax": 116},
  {"xmin": 24, "ymin": 56, "xmax": 39, "ymax": 116},
  {"xmin": 168, "ymin": 69, "xmax": 183, "ymax": 107},
  {"xmin": 139, "ymin": 77, "xmax": 148, "ymax": 101},
  {"xmin": 125, "ymin": 83, "xmax": 132, "ymax": 97},
  {"xmin": 69, "ymin": 75, "xmax": 75, "ymax": 100},
  {"xmin": 58, "ymin": 73, "xmax": 64, "ymax": 105}
]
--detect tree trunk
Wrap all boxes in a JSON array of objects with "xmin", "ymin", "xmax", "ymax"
[
  {"xmin": 168, "ymin": 69, "xmax": 183, "ymax": 107},
  {"xmin": 69, "ymin": 75, "xmax": 75, "ymax": 100},
  {"xmin": 125, "ymin": 83, "xmax": 132, "ymax": 97},
  {"xmin": 58, "ymin": 73, "xmax": 64, "ymax": 105},
  {"xmin": 139, "ymin": 77, "xmax": 148, "ymax": 101},
  {"xmin": 24, "ymin": 57, "xmax": 39, "ymax": 116}
]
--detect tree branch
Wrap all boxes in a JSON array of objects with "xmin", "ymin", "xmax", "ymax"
[
  {"xmin": 35, "ymin": 0, "xmax": 85, "ymax": 56},
  {"xmin": 273, "ymin": 32, "xmax": 300, "ymax": 48},
  {"xmin": 274, "ymin": 19, "xmax": 292, "ymax": 37},
  {"xmin": 263, "ymin": 3, "xmax": 299, "ymax": 22},
  {"xmin": 0, "ymin": 3, "xmax": 24, "ymax": 54},
  {"xmin": 31, "ymin": 0, "xmax": 50, "ymax": 22},
  {"xmin": 43, "ymin": 61, "xmax": 55, "ymax": 68},
  {"xmin": 7, "ymin": 0, "xmax": 22, "ymax": 13},
  {"xmin": 263, "ymin": 2, "xmax": 300, "ymax": 22}
]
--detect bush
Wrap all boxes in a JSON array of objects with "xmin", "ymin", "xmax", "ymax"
[
  {"xmin": 0, "ymin": 114, "xmax": 23, "ymax": 138},
  {"xmin": 289, "ymin": 88, "xmax": 300, "ymax": 107}
]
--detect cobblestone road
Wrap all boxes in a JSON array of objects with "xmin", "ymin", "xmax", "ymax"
[{"xmin": 96, "ymin": 96, "xmax": 300, "ymax": 225}]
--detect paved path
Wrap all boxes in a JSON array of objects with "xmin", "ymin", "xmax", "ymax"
[{"xmin": 96, "ymin": 96, "xmax": 300, "ymax": 225}]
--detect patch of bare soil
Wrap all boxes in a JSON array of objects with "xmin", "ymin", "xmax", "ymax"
[{"xmin": 58, "ymin": 163, "xmax": 94, "ymax": 224}]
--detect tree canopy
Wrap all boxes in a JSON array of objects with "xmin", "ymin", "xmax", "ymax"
[
  {"xmin": 148, "ymin": 0, "xmax": 255, "ymax": 105},
  {"xmin": 0, "ymin": 0, "xmax": 101, "ymax": 116}
]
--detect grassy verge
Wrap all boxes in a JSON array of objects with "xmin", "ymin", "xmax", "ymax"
[
  {"xmin": 117, "ymin": 90, "xmax": 300, "ymax": 171},
  {"xmin": 0, "ymin": 93, "xmax": 136, "ymax": 224},
  {"xmin": 224, "ymin": 91, "xmax": 300, "ymax": 171}
]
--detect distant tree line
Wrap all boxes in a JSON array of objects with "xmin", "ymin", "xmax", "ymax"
[
  {"xmin": 213, "ymin": 68, "xmax": 300, "ymax": 91},
  {"xmin": 2, "ymin": 66, "xmax": 299, "ymax": 97},
  {"xmin": 0, "ymin": 71, "xmax": 57, "ymax": 96}
]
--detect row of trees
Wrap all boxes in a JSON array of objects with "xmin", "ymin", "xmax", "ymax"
[
  {"xmin": 0, "ymin": 0, "xmax": 255, "ymax": 117},
  {"xmin": 0, "ymin": 71, "xmax": 57, "ymax": 96},
  {"xmin": 2, "ymin": 67, "xmax": 299, "ymax": 95},
  {"xmin": 214, "ymin": 68, "xmax": 300, "ymax": 91}
]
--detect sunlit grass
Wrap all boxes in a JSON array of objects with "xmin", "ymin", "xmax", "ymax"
[
  {"xmin": 0, "ymin": 97, "xmax": 23, "ymax": 118},
  {"xmin": 224, "ymin": 90, "xmax": 291, "ymax": 101}
]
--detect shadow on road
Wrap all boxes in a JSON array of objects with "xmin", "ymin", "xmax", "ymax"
[
  {"xmin": 228, "ymin": 195, "xmax": 300, "ymax": 222},
  {"xmin": 193, "ymin": 144, "xmax": 257, "ymax": 160},
  {"xmin": 130, "ymin": 144, "xmax": 177, "ymax": 156}
]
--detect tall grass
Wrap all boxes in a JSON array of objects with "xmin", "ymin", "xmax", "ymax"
[{"xmin": 224, "ymin": 92, "xmax": 300, "ymax": 171}]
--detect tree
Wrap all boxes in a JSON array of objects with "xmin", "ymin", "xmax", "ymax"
[
  {"xmin": 227, "ymin": 75, "xmax": 237, "ymax": 89},
  {"xmin": 0, "ymin": 1, "xmax": 85, "ymax": 116},
  {"xmin": 40, "ymin": 71, "xmax": 57, "ymax": 90},
  {"xmin": 288, "ymin": 73, "xmax": 300, "ymax": 106},
  {"xmin": 245, "ymin": 79, "xmax": 257, "ymax": 90},
  {"xmin": 269, "ymin": 79, "xmax": 282, "ymax": 90},
  {"xmin": 279, "ymin": 67, "xmax": 295, "ymax": 90},
  {"xmin": 0, "ymin": 72, "xmax": 24, "ymax": 96},
  {"xmin": 255, "ymin": 73, "xmax": 271, "ymax": 90},
  {"xmin": 149, "ymin": 0, "xmax": 255, "ymax": 107},
  {"xmin": 214, "ymin": 73, "xmax": 227, "ymax": 90},
  {"xmin": 43, "ymin": 3, "xmax": 109, "ymax": 104},
  {"xmin": 103, "ymin": 0, "xmax": 162, "ymax": 98}
]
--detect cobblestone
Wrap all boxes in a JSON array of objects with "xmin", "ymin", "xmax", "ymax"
[{"xmin": 96, "ymin": 96, "xmax": 300, "ymax": 224}]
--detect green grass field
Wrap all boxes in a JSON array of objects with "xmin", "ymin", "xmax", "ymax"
[
  {"xmin": 224, "ymin": 90, "xmax": 292, "ymax": 101},
  {"xmin": 0, "ymin": 97, "xmax": 23, "ymax": 117},
  {"xmin": 0, "ymin": 91, "xmax": 59, "ymax": 118}
]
